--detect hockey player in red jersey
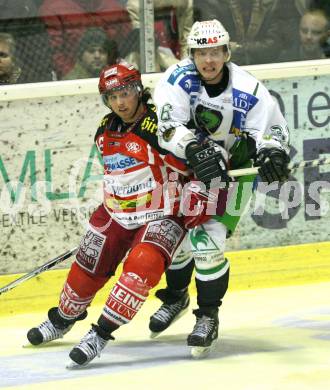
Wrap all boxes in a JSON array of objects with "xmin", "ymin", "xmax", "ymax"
[{"xmin": 26, "ymin": 62, "xmax": 189, "ymax": 367}]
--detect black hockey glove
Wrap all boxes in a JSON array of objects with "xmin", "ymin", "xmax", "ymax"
[
  {"xmin": 255, "ymin": 148, "xmax": 290, "ymax": 184},
  {"xmin": 186, "ymin": 141, "xmax": 231, "ymax": 186}
]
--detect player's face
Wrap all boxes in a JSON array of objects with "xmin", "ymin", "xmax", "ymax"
[
  {"xmin": 193, "ymin": 46, "xmax": 228, "ymax": 84},
  {"xmin": 106, "ymin": 85, "xmax": 142, "ymax": 123}
]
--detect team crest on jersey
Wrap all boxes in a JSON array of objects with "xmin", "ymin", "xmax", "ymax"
[
  {"xmin": 195, "ymin": 104, "xmax": 223, "ymax": 134},
  {"xmin": 126, "ymin": 142, "xmax": 141, "ymax": 153},
  {"xmin": 269, "ymin": 125, "xmax": 290, "ymax": 145}
]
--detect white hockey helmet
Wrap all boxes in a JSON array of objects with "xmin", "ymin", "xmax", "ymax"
[{"xmin": 187, "ymin": 19, "xmax": 231, "ymax": 58}]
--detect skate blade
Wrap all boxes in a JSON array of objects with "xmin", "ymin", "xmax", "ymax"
[
  {"xmin": 190, "ymin": 340, "xmax": 217, "ymax": 359},
  {"xmin": 191, "ymin": 346, "xmax": 212, "ymax": 359},
  {"xmin": 149, "ymin": 305, "xmax": 189, "ymax": 339},
  {"xmin": 66, "ymin": 360, "xmax": 87, "ymax": 369},
  {"xmin": 150, "ymin": 331, "xmax": 162, "ymax": 339},
  {"xmin": 22, "ymin": 342, "xmax": 40, "ymax": 348}
]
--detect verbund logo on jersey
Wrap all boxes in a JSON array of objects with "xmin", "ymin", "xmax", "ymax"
[{"xmin": 103, "ymin": 153, "xmax": 141, "ymax": 171}]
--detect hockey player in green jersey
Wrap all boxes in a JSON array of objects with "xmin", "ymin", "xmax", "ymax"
[{"xmin": 149, "ymin": 19, "xmax": 291, "ymax": 358}]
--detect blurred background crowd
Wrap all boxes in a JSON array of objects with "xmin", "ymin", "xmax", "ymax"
[{"xmin": 0, "ymin": 0, "xmax": 329, "ymax": 85}]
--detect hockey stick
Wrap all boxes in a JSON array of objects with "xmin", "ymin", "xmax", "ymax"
[
  {"xmin": 228, "ymin": 156, "xmax": 330, "ymax": 178},
  {"xmin": 1, "ymin": 157, "xmax": 329, "ymax": 294},
  {"xmin": 194, "ymin": 156, "xmax": 330, "ymax": 200},
  {"xmin": 0, "ymin": 247, "xmax": 78, "ymax": 295}
]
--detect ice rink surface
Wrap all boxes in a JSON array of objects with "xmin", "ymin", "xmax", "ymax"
[{"xmin": 1, "ymin": 281, "xmax": 330, "ymax": 390}]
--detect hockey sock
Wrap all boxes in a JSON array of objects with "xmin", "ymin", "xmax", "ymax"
[
  {"xmin": 99, "ymin": 243, "xmax": 165, "ymax": 332},
  {"xmin": 100, "ymin": 272, "xmax": 150, "ymax": 330},
  {"xmin": 166, "ymin": 258, "xmax": 194, "ymax": 292},
  {"xmin": 196, "ymin": 267, "xmax": 229, "ymax": 312},
  {"xmin": 58, "ymin": 262, "xmax": 109, "ymax": 320},
  {"xmin": 48, "ymin": 307, "xmax": 87, "ymax": 329}
]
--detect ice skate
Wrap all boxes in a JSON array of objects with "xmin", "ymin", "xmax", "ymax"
[
  {"xmin": 149, "ymin": 288, "xmax": 190, "ymax": 338},
  {"xmin": 187, "ymin": 309, "xmax": 219, "ymax": 359},
  {"xmin": 27, "ymin": 307, "xmax": 86, "ymax": 346},
  {"xmin": 67, "ymin": 324, "xmax": 114, "ymax": 368}
]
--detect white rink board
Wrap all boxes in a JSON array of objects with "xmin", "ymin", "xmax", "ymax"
[{"xmin": 0, "ymin": 60, "xmax": 329, "ymax": 273}]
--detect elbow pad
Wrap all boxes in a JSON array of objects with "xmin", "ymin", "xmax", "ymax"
[{"xmin": 158, "ymin": 124, "xmax": 196, "ymax": 159}]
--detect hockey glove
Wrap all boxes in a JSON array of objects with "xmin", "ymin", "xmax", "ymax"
[
  {"xmin": 183, "ymin": 190, "xmax": 212, "ymax": 229},
  {"xmin": 186, "ymin": 141, "xmax": 231, "ymax": 187},
  {"xmin": 182, "ymin": 182, "xmax": 228, "ymax": 229},
  {"xmin": 255, "ymin": 148, "xmax": 290, "ymax": 184}
]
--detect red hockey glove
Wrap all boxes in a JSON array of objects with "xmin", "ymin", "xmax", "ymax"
[{"xmin": 182, "ymin": 182, "xmax": 228, "ymax": 229}]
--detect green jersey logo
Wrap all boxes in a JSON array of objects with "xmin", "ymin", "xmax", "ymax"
[{"xmin": 195, "ymin": 104, "xmax": 223, "ymax": 134}]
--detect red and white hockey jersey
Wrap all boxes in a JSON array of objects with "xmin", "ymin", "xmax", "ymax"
[{"xmin": 94, "ymin": 104, "xmax": 189, "ymax": 229}]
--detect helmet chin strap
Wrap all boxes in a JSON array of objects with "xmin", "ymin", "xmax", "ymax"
[
  {"xmin": 130, "ymin": 98, "xmax": 142, "ymax": 122},
  {"xmin": 130, "ymin": 86, "xmax": 144, "ymax": 119},
  {"xmin": 123, "ymin": 90, "xmax": 144, "ymax": 124}
]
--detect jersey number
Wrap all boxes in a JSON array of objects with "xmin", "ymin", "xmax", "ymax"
[{"xmin": 160, "ymin": 103, "xmax": 173, "ymax": 121}]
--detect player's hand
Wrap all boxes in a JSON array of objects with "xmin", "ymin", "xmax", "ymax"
[
  {"xmin": 186, "ymin": 141, "xmax": 231, "ymax": 187},
  {"xmin": 255, "ymin": 148, "xmax": 290, "ymax": 184},
  {"xmin": 182, "ymin": 182, "xmax": 228, "ymax": 229},
  {"xmin": 182, "ymin": 183, "xmax": 212, "ymax": 229}
]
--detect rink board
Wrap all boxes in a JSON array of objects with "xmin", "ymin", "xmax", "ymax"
[
  {"xmin": 1, "ymin": 59, "xmax": 330, "ymax": 275},
  {"xmin": 1, "ymin": 241, "xmax": 330, "ymax": 316}
]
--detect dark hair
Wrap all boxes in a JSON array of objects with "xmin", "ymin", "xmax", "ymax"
[
  {"xmin": 141, "ymin": 87, "xmax": 152, "ymax": 103},
  {"xmin": 78, "ymin": 28, "xmax": 119, "ymax": 64}
]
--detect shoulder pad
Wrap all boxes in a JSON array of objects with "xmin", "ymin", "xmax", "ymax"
[
  {"xmin": 140, "ymin": 108, "xmax": 158, "ymax": 134},
  {"xmin": 167, "ymin": 64, "xmax": 200, "ymax": 96},
  {"xmin": 94, "ymin": 113, "xmax": 112, "ymax": 142},
  {"xmin": 167, "ymin": 61, "xmax": 197, "ymax": 85},
  {"xmin": 97, "ymin": 113, "xmax": 112, "ymax": 129},
  {"xmin": 147, "ymin": 103, "xmax": 157, "ymax": 113}
]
